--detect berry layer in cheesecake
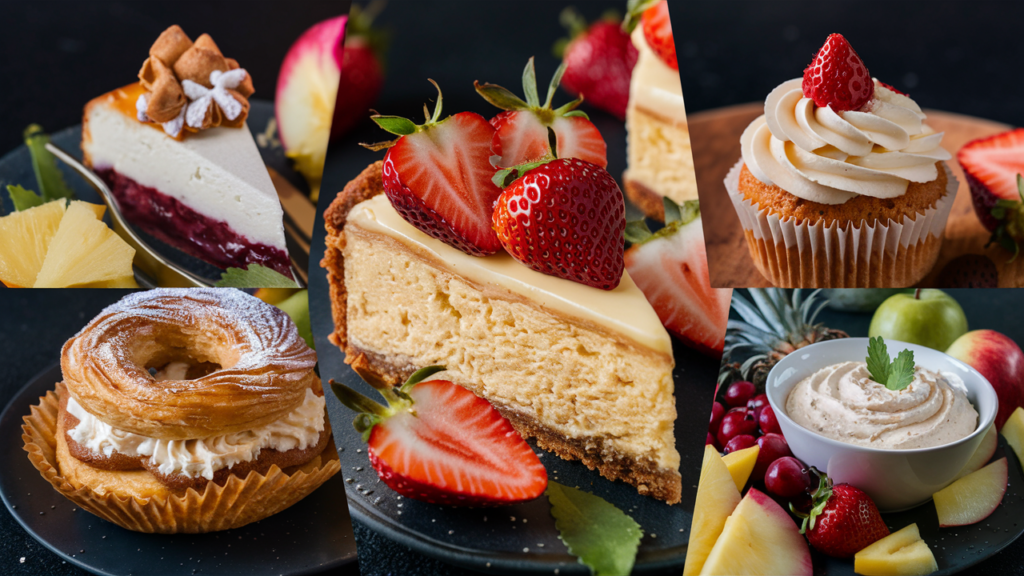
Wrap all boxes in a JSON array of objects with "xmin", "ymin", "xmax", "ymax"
[
  {"xmin": 624, "ymin": 0, "xmax": 698, "ymax": 220},
  {"xmin": 81, "ymin": 26, "xmax": 291, "ymax": 278}
]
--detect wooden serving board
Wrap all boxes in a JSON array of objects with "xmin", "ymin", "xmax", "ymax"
[{"xmin": 690, "ymin": 103, "xmax": 1017, "ymax": 288}]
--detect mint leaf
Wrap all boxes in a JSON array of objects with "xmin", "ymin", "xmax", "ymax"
[
  {"xmin": 6, "ymin": 184, "xmax": 44, "ymax": 211},
  {"xmin": 546, "ymin": 482, "xmax": 642, "ymax": 576},
  {"xmin": 215, "ymin": 264, "xmax": 298, "ymax": 288},
  {"xmin": 887, "ymin": 349, "xmax": 916, "ymax": 391},
  {"xmin": 24, "ymin": 125, "xmax": 75, "ymax": 203},
  {"xmin": 865, "ymin": 336, "xmax": 891, "ymax": 385}
]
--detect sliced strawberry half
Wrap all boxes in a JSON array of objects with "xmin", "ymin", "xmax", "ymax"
[
  {"xmin": 802, "ymin": 33, "xmax": 874, "ymax": 111},
  {"xmin": 475, "ymin": 58, "xmax": 607, "ymax": 169},
  {"xmin": 492, "ymin": 157, "xmax": 625, "ymax": 290},
  {"xmin": 624, "ymin": 199, "xmax": 732, "ymax": 356},
  {"xmin": 331, "ymin": 366, "xmax": 548, "ymax": 506},
  {"xmin": 640, "ymin": 0, "xmax": 678, "ymax": 71},
  {"xmin": 959, "ymin": 128, "xmax": 1024, "ymax": 236},
  {"xmin": 366, "ymin": 81, "xmax": 503, "ymax": 256}
]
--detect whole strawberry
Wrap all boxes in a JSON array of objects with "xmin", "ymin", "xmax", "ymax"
[
  {"xmin": 802, "ymin": 33, "xmax": 874, "ymax": 111},
  {"xmin": 365, "ymin": 81, "xmax": 503, "ymax": 256},
  {"xmin": 493, "ymin": 157, "xmax": 625, "ymax": 290},
  {"xmin": 795, "ymin": 469, "xmax": 889, "ymax": 558},
  {"xmin": 475, "ymin": 58, "xmax": 607, "ymax": 169},
  {"xmin": 331, "ymin": 2, "xmax": 387, "ymax": 139},
  {"xmin": 556, "ymin": 8, "xmax": 638, "ymax": 120},
  {"xmin": 331, "ymin": 366, "xmax": 548, "ymax": 506}
]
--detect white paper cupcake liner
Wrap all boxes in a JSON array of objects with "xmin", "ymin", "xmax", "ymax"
[{"xmin": 725, "ymin": 159, "xmax": 958, "ymax": 287}]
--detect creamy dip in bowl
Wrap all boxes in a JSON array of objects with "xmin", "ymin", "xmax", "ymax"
[{"xmin": 765, "ymin": 338, "xmax": 997, "ymax": 511}]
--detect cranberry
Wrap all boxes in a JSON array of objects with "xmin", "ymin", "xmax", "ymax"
[
  {"xmin": 724, "ymin": 434, "xmax": 757, "ymax": 454},
  {"xmin": 724, "ymin": 381, "xmax": 756, "ymax": 408},
  {"xmin": 764, "ymin": 457, "xmax": 812, "ymax": 499},
  {"xmin": 717, "ymin": 409, "xmax": 758, "ymax": 446},
  {"xmin": 752, "ymin": 433, "xmax": 793, "ymax": 481},
  {"xmin": 710, "ymin": 402, "xmax": 725, "ymax": 435},
  {"xmin": 759, "ymin": 405, "xmax": 782, "ymax": 435},
  {"xmin": 746, "ymin": 394, "xmax": 769, "ymax": 420}
]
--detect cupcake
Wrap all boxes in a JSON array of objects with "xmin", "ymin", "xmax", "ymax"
[
  {"xmin": 22, "ymin": 289, "xmax": 339, "ymax": 533},
  {"xmin": 727, "ymin": 33, "xmax": 956, "ymax": 287}
]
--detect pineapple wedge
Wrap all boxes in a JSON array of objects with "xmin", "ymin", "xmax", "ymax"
[
  {"xmin": 722, "ymin": 445, "xmax": 759, "ymax": 491},
  {"xmin": 34, "ymin": 201, "xmax": 137, "ymax": 288},
  {"xmin": 683, "ymin": 445, "xmax": 742, "ymax": 576},
  {"xmin": 0, "ymin": 200, "xmax": 67, "ymax": 287},
  {"xmin": 854, "ymin": 523, "xmax": 937, "ymax": 576}
]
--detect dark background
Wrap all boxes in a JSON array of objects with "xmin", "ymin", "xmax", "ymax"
[{"xmin": 670, "ymin": 0, "xmax": 1024, "ymax": 128}]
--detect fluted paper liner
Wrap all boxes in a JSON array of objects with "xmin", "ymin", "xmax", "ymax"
[
  {"xmin": 725, "ymin": 159, "xmax": 958, "ymax": 287},
  {"xmin": 22, "ymin": 388, "xmax": 340, "ymax": 533}
]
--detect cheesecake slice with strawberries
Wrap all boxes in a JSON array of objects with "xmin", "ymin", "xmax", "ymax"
[{"xmin": 323, "ymin": 76, "xmax": 680, "ymax": 503}]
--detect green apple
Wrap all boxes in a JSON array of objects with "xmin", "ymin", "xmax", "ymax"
[
  {"xmin": 868, "ymin": 289, "xmax": 968, "ymax": 351},
  {"xmin": 275, "ymin": 289, "xmax": 314, "ymax": 350}
]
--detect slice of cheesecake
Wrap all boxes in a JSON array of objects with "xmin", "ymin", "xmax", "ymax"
[
  {"xmin": 624, "ymin": 24, "xmax": 698, "ymax": 220},
  {"xmin": 82, "ymin": 83, "xmax": 292, "ymax": 278},
  {"xmin": 323, "ymin": 161, "xmax": 681, "ymax": 503}
]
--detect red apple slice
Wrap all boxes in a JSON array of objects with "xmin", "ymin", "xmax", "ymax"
[
  {"xmin": 954, "ymin": 425, "xmax": 998, "ymax": 480},
  {"xmin": 933, "ymin": 457, "xmax": 1008, "ymax": 527}
]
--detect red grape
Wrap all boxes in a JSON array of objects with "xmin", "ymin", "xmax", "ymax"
[
  {"xmin": 759, "ymin": 405, "xmax": 782, "ymax": 435},
  {"xmin": 746, "ymin": 393, "xmax": 769, "ymax": 420},
  {"xmin": 717, "ymin": 409, "xmax": 758, "ymax": 446},
  {"xmin": 725, "ymin": 381, "xmax": 756, "ymax": 407},
  {"xmin": 710, "ymin": 402, "xmax": 725, "ymax": 435},
  {"xmin": 764, "ymin": 456, "xmax": 812, "ymax": 499},
  {"xmin": 724, "ymin": 434, "xmax": 757, "ymax": 454},
  {"xmin": 706, "ymin": 432, "xmax": 720, "ymax": 450},
  {"xmin": 752, "ymin": 433, "xmax": 793, "ymax": 481}
]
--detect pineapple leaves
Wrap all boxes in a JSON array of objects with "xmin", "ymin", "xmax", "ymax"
[{"xmin": 865, "ymin": 336, "xmax": 916, "ymax": 391}]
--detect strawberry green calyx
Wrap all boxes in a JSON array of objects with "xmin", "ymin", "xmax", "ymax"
[
  {"xmin": 360, "ymin": 79, "xmax": 446, "ymax": 151},
  {"xmin": 475, "ymin": 57, "xmax": 588, "ymax": 124},
  {"xmin": 624, "ymin": 197, "xmax": 700, "ymax": 246},
  {"xmin": 622, "ymin": 0, "xmax": 659, "ymax": 32},
  {"xmin": 330, "ymin": 365, "xmax": 446, "ymax": 441},
  {"xmin": 553, "ymin": 7, "xmax": 622, "ymax": 58},
  {"xmin": 987, "ymin": 173, "xmax": 1024, "ymax": 262},
  {"xmin": 791, "ymin": 466, "xmax": 831, "ymax": 534}
]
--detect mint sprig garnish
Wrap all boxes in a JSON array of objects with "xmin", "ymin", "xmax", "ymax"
[
  {"xmin": 866, "ymin": 336, "xmax": 915, "ymax": 391},
  {"xmin": 546, "ymin": 482, "xmax": 642, "ymax": 575}
]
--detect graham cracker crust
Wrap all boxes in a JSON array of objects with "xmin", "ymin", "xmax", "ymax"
[{"xmin": 321, "ymin": 162, "xmax": 682, "ymax": 504}]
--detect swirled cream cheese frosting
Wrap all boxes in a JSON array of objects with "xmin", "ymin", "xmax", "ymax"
[
  {"xmin": 785, "ymin": 361, "xmax": 977, "ymax": 449},
  {"xmin": 66, "ymin": 388, "xmax": 326, "ymax": 480},
  {"xmin": 740, "ymin": 78, "xmax": 952, "ymax": 205}
]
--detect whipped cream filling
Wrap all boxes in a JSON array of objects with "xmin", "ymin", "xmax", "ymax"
[
  {"xmin": 66, "ymin": 388, "xmax": 325, "ymax": 480},
  {"xmin": 628, "ymin": 25, "xmax": 686, "ymax": 123},
  {"xmin": 785, "ymin": 361, "xmax": 977, "ymax": 450},
  {"xmin": 741, "ymin": 78, "xmax": 952, "ymax": 204}
]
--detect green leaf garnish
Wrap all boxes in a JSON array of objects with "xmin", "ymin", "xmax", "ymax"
[
  {"xmin": 215, "ymin": 264, "xmax": 298, "ymax": 288},
  {"xmin": 866, "ymin": 336, "xmax": 915, "ymax": 391},
  {"xmin": 546, "ymin": 482, "xmax": 642, "ymax": 576},
  {"xmin": 24, "ymin": 124, "xmax": 75, "ymax": 203},
  {"xmin": 6, "ymin": 184, "xmax": 44, "ymax": 211}
]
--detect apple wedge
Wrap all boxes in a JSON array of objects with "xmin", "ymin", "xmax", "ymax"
[
  {"xmin": 933, "ymin": 457, "xmax": 1007, "ymax": 527},
  {"xmin": 683, "ymin": 445, "xmax": 742, "ymax": 576},
  {"xmin": 700, "ymin": 488, "xmax": 812, "ymax": 576},
  {"xmin": 722, "ymin": 445, "xmax": 759, "ymax": 492},
  {"xmin": 854, "ymin": 523, "xmax": 937, "ymax": 576},
  {"xmin": 954, "ymin": 424, "xmax": 997, "ymax": 480},
  {"xmin": 1003, "ymin": 406, "xmax": 1024, "ymax": 472}
]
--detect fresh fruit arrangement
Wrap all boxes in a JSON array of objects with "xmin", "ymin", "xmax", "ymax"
[{"xmin": 957, "ymin": 128, "xmax": 1024, "ymax": 260}]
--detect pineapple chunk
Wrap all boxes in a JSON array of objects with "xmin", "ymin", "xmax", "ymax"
[
  {"xmin": 722, "ymin": 445, "xmax": 759, "ymax": 491},
  {"xmin": 76, "ymin": 275, "xmax": 139, "ymax": 288},
  {"xmin": 0, "ymin": 200, "xmax": 67, "ymax": 287},
  {"xmin": 854, "ymin": 523, "xmax": 937, "ymax": 576},
  {"xmin": 683, "ymin": 445, "xmax": 742, "ymax": 576},
  {"xmin": 34, "ymin": 201, "xmax": 137, "ymax": 288}
]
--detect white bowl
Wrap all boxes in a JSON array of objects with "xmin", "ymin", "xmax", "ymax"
[{"xmin": 765, "ymin": 338, "xmax": 998, "ymax": 512}]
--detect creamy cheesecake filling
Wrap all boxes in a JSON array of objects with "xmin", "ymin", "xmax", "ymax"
[
  {"xmin": 66, "ymin": 388, "xmax": 326, "ymax": 480},
  {"xmin": 346, "ymin": 195, "xmax": 672, "ymax": 355},
  {"xmin": 82, "ymin": 84, "xmax": 288, "ymax": 251}
]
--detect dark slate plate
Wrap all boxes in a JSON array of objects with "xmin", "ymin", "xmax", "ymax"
[
  {"xmin": 0, "ymin": 363, "xmax": 358, "ymax": 576},
  {"xmin": 310, "ymin": 116, "xmax": 716, "ymax": 574},
  {"xmin": 0, "ymin": 101, "xmax": 307, "ymax": 285}
]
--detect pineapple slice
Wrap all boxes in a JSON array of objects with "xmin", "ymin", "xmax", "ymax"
[
  {"xmin": 700, "ymin": 488, "xmax": 812, "ymax": 575},
  {"xmin": 0, "ymin": 200, "xmax": 67, "ymax": 287},
  {"xmin": 854, "ymin": 523, "xmax": 937, "ymax": 576},
  {"xmin": 683, "ymin": 445, "xmax": 742, "ymax": 576},
  {"xmin": 34, "ymin": 201, "xmax": 137, "ymax": 288},
  {"xmin": 722, "ymin": 445, "xmax": 759, "ymax": 492}
]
